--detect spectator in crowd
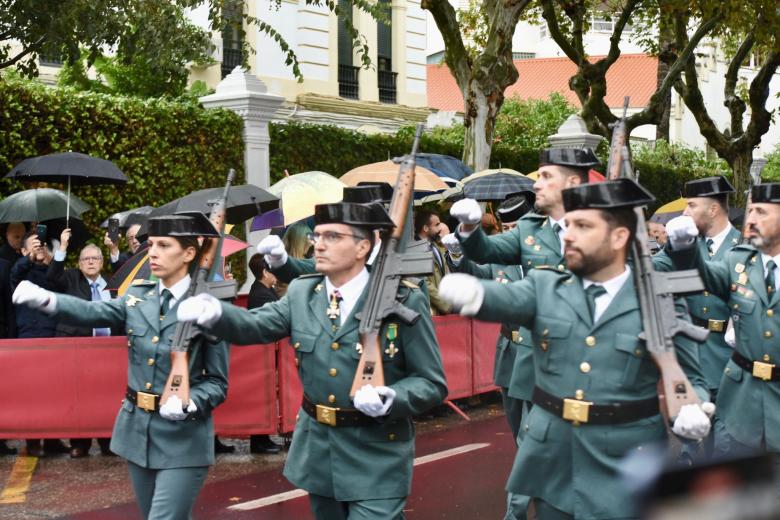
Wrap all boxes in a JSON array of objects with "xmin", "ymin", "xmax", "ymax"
[
  {"xmin": 106, "ymin": 222, "xmax": 143, "ymax": 272},
  {"xmin": 245, "ymin": 253, "xmax": 283, "ymax": 454},
  {"xmin": 414, "ymin": 208, "xmax": 451, "ymax": 315},
  {"xmin": 0, "ymin": 257, "xmax": 15, "ymax": 456},
  {"xmin": 647, "ymin": 221, "xmax": 668, "ymax": 247},
  {"xmin": 10, "ymin": 230, "xmax": 68, "ymax": 457},
  {"xmin": 481, "ymin": 213, "xmax": 500, "ymax": 236},
  {"xmin": 274, "ymin": 224, "xmax": 313, "ymax": 297},
  {"xmin": 0, "ymin": 222, "xmax": 26, "ymax": 266},
  {"xmin": 46, "ymin": 229, "xmax": 113, "ymax": 458}
]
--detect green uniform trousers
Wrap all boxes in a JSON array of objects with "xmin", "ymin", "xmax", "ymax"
[
  {"xmin": 308, "ymin": 493, "xmax": 406, "ymax": 519},
  {"xmin": 127, "ymin": 462, "xmax": 209, "ymax": 520}
]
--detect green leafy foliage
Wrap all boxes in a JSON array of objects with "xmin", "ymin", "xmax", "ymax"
[
  {"xmin": 494, "ymin": 94, "xmax": 578, "ymax": 150},
  {"xmin": 761, "ymin": 147, "xmax": 780, "ymax": 182}
]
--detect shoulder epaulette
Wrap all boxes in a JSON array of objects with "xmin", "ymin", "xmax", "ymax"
[
  {"xmin": 131, "ymin": 278, "xmax": 155, "ymax": 286},
  {"xmin": 297, "ymin": 273, "xmax": 324, "ymax": 280},
  {"xmin": 730, "ymin": 244, "xmax": 755, "ymax": 253},
  {"xmin": 519, "ymin": 212, "xmax": 546, "ymax": 221},
  {"xmin": 535, "ymin": 265, "xmax": 571, "ymax": 274}
]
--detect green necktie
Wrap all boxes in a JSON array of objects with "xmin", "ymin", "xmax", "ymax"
[
  {"xmin": 160, "ymin": 289, "xmax": 173, "ymax": 317},
  {"xmin": 585, "ymin": 284, "xmax": 607, "ymax": 323},
  {"xmin": 767, "ymin": 260, "xmax": 777, "ymax": 296},
  {"xmin": 552, "ymin": 222, "xmax": 563, "ymax": 252},
  {"xmin": 706, "ymin": 238, "xmax": 714, "ymax": 257}
]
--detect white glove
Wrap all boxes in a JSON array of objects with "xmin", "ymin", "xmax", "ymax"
[
  {"xmin": 672, "ymin": 403, "xmax": 713, "ymax": 440},
  {"xmin": 353, "ymin": 384, "xmax": 396, "ymax": 417},
  {"xmin": 176, "ymin": 293, "xmax": 222, "ymax": 327},
  {"xmin": 439, "ymin": 273, "xmax": 484, "ymax": 316},
  {"xmin": 159, "ymin": 395, "xmax": 197, "ymax": 421},
  {"xmin": 450, "ymin": 198, "xmax": 483, "ymax": 226},
  {"xmin": 12, "ymin": 280, "xmax": 57, "ymax": 313},
  {"xmin": 256, "ymin": 234, "xmax": 288, "ymax": 269},
  {"xmin": 724, "ymin": 325, "xmax": 736, "ymax": 348},
  {"xmin": 665, "ymin": 216, "xmax": 698, "ymax": 250},
  {"xmin": 441, "ymin": 233, "xmax": 462, "ymax": 255}
]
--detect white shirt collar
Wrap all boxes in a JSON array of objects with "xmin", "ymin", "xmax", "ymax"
[
  {"xmin": 325, "ymin": 268, "xmax": 370, "ymax": 324},
  {"xmin": 706, "ymin": 223, "xmax": 734, "ymax": 254},
  {"xmin": 159, "ymin": 274, "xmax": 191, "ymax": 305},
  {"xmin": 762, "ymin": 253, "xmax": 780, "ymax": 274},
  {"xmin": 549, "ymin": 216, "xmax": 566, "ymax": 231},
  {"xmin": 582, "ymin": 266, "xmax": 631, "ymax": 295}
]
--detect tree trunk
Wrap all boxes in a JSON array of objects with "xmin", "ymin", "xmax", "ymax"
[
  {"xmin": 462, "ymin": 80, "xmax": 502, "ymax": 171},
  {"xmin": 730, "ymin": 152, "xmax": 752, "ymax": 209}
]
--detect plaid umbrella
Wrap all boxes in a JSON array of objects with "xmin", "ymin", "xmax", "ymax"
[{"xmin": 461, "ymin": 169, "xmax": 534, "ymax": 201}]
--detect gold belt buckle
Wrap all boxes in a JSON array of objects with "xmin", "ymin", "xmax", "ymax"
[
  {"xmin": 562, "ymin": 398, "xmax": 592, "ymax": 424},
  {"xmin": 136, "ymin": 391, "xmax": 157, "ymax": 412},
  {"xmin": 708, "ymin": 319, "xmax": 725, "ymax": 332},
  {"xmin": 511, "ymin": 331, "xmax": 520, "ymax": 343},
  {"xmin": 316, "ymin": 404, "xmax": 338, "ymax": 426},
  {"xmin": 752, "ymin": 361, "xmax": 775, "ymax": 381}
]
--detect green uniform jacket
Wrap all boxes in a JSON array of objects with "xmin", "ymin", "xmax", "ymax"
[
  {"xmin": 208, "ymin": 273, "xmax": 447, "ymax": 501},
  {"xmin": 475, "ymin": 267, "xmax": 708, "ymax": 519},
  {"xmin": 271, "ymin": 257, "xmax": 316, "ymax": 284},
  {"xmin": 52, "ymin": 281, "xmax": 229, "ymax": 469},
  {"xmin": 451, "ymin": 258, "xmax": 533, "ymax": 396},
  {"xmin": 667, "ymin": 243, "xmax": 780, "ymax": 451},
  {"xmin": 654, "ymin": 227, "xmax": 742, "ymax": 391}
]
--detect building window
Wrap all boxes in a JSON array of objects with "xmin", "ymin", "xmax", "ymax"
[
  {"xmin": 221, "ymin": 1, "xmax": 244, "ymax": 78},
  {"xmin": 338, "ymin": 0, "xmax": 359, "ymax": 99},
  {"xmin": 376, "ymin": 0, "xmax": 396, "ymax": 103},
  {"xmin": 39, "ymin": 52, "xmax": 64, "ymax": 67},
  {"xmin": 591, "ymin": 14, "xmax": 633, "ymax": 34},
  {"xmin": 512, "ymin": 52, "xmax": 535, "ymax": 60},
  {"xmin": 539, "ymin": 24, "xmax": 548, "ymax": 39}
]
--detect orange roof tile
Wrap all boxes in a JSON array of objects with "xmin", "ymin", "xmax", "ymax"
[{"xmin": 427, "ymin": 54, "xmax": 658, "ymax": 112}]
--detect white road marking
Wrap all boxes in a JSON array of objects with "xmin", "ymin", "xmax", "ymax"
[{"xmin": 227, "ymin": 442, "xmax": 491, "ymax": 511}]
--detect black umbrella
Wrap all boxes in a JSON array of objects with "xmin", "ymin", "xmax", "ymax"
[
  {"xmin": 5, "ymin": 152, "xmax": 127, "ymax": 222},
  {"xmin": 149, "ymin": 184, "xmax": 279, "ymax": 225},
  {"xmin": 462, "ymin": 171, "xmax": 535, "ymax": 201},
  {"xmin": 0, "ymin": 188, "xmax": 91, "ymax": 223},
  {"xmin": 100, "ymin": 206, "xmax": 154, "ymax": 230},
  {"xmin": 416, "ymin": 153, "xmax": 473, "ymax": 181},
  {"xmin": 40, "ymin": 217, "xmax": 91, "ymax": 252}
]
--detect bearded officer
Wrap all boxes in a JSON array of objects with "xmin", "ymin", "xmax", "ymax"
[
  {"xmin": 655, "ymin": 176, "xmax": 741, "ymax": 458},
  {"xmin": 176, "ymin": 201, "xmax": 447, "ymax": 520},
  {"xmin": 665, "ymin": 182, "xmax": 780, "ymax": 458},
  {"xmin": 439, "ymin": 179, "xmax": 712, "ymax": 519},
  {"xmin": 13, "ymin": 213, "xmax": 230, "ymax": 520}
]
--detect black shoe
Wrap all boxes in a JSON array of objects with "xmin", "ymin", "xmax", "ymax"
[
  {"xmin": 69, "ymin": 447, "xmax": 88, "ymax": 458},
  {"xmin": 43, "ymin": 439, "xmax": 70, "ymax": 455},
  {"xmin": 0, "ymin": 441, "xmax": 16, "ymax": 456},
  {"xmin": 26, "ymin": 441, "xmax": 44, "ymax": 458},
  {"xmin": 250, "ymin": 435, "xmax": 281, "ymax": 454},
  {"xmin": 214, "ymin": 437, "xmax": 235, "ymax": 454}
]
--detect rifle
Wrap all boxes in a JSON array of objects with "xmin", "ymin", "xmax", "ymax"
[
  {"xmin": 160, "ymin": 169, "xmax": 238, "ymax": 408},
  {"xmin": 607, "ymin": 102, "xmax": 709, "ymax": 422},
  {"xmin": 350, "ymin": 124, "xmax": 433, "ymax": 397},
  {"xmin": 741, "ymin": 158, "xmax": 766, "ymax": 243}
]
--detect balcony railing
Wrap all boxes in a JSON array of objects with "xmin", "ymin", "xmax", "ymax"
[
  {"xmin": 378, "ymin": 70, "xmax": 397, "ymax": 104},
  {"xmin": 221, "ymin": 47, "xmax": 243, "ymax": 78},
  {"xmin": 338, "ymin": 64, "xmax": 360, "ymax": 100}
]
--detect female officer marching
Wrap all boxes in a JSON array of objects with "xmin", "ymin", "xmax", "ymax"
[{"xmin": 13, "ymin": 213, "xmax": 229, "ymax": 520}]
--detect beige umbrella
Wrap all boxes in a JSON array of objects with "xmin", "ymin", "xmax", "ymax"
[
  {"xmin": 270, "ymin": 171, "xmax": 345, "ymax": 225},
  {"xmin": 341, "ymin": 161, "xmax": 448, "ymax": 192}
]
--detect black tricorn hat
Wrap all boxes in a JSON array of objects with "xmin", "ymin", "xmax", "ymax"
[
  {"xmin": 751, "ymin": 183, "xmax": 780, "ymax": 204},
  {"xmin": 563, "ymin": 178, "xmax": 655, "ymax": 212},
  {"xmin": 681, "ymin": 176, "xmax": 735, "ymax": 198},
  {"xmin": 314, "ymin": 202, "xmax": 395, "ymax": 229},
  {"xmin": 343, "ymin": 183, "xmax": 393, "ymax": 204},
  {"xmin": 540, "ymin": 148, "xmax": 601, "ymax": 169},
  {"xmin": 147, "ymin": 212, "xmax": 220, "ymax": 238},
  {"xmin": 497, "ymin": 192, "xmax": 534, "ymax": 223}
]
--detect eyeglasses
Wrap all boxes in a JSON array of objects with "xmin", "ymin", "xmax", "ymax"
[
  {"xmin": 79, "ymin": 256, "xmax": 103, "ymax": 262},
  {"xmin": 306, "ymin": 231, "xmax": 365, "ymax": 246}
]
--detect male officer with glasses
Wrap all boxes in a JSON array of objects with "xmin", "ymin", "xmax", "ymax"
[
  {"xmin": 439, "ymin": 179, "xmax": 711, "ymax": 520},
  {"xmin": 177, "ymin": 201, "xmax": 447, "ymax": 520}
]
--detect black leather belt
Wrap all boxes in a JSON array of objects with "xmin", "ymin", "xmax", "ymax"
[
  {"xmin": 731, "ymin": 351, "xmax": 780, "ymax": 381},
  {"xmin": 301, "ymin": 395, "xmax": 376, "ymax": 427},
  {"xmin": 125, "ymin": 386, "xmax": 160, "ymax": 412},
  {"xmin": 691, "ymin": 316, "xmax": 726, "ymax": 333},
  {"xmin": 532, "ymin": 386, "xmax": 659, "ymax": 425},
  {"xmin": 500, "ymin": 324, "xmax": 521, "ymax": 343}
]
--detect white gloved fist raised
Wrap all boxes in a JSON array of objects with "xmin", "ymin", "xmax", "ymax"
[
  {"xmin": 441, "ymin": 233, "xmax": 463, "ymax": 255},
  {"xmin": 439, "ymin": 273, "xmax": 484, "ymax": 316},
  {"xmin": 159, "ymin": 395, "xmax": 197, "ymax": 421},
  {"xmin": 256, "ymin": 234, "xmax": 288, "ymax": 269},
  {"xmin": 12, "ymin": 280, "xmax": 56, "ymax": 313},
  {"xmin": 177, "ymin": 293, "xmax": 222, "ymax": 328},
  {"xmin": 450, "ymin": 198, "xmax": 483, "ymax": 226},
  {"xmin": 353, "ymin": 384, "xmax": 396, "ymax": 417},
  {"xmin": 665, "ymin": 216, "xmax": 698, "ymax": 250},
  {"xmin": 672, "ymin": 403, "xmax": 713, "ymax": 441}
]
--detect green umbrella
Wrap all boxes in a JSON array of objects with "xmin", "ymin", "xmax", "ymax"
[{"xmin": 0, "ymin": 188, "xmax": 91, "ymax": 223}]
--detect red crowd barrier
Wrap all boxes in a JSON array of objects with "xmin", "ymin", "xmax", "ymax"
[{"xmin": 0, "ymin": 317, "xmax": 501, "ymax": 438}]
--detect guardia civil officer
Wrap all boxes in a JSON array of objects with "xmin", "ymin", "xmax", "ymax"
[
  {"xmin": 177, "ymin": 201, "xmax": 447, "ymax": 520},
  {"xmin": 13, "ymin": 213, "xmax": 229, "ymax": 520},
  {"xmin": 655, "ymin": 176, "xmax": 741, "ymax": 457},
  {"xmin": 665, "ymin": 183, "xmax": 780, "ymax": 457},
  {"xmin": 440, "ymin": 179, "xmax": 712, "ymax": 519}
]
